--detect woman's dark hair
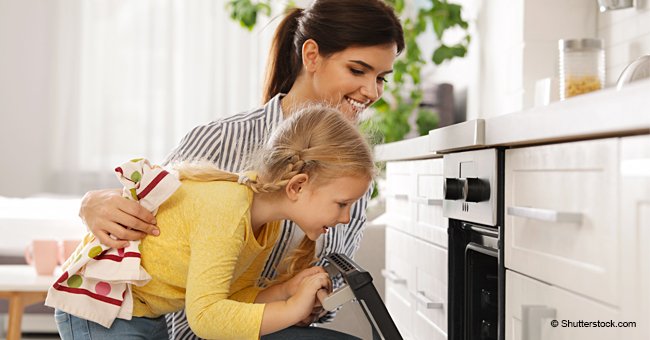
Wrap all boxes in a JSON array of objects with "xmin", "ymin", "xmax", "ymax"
[{"xmin": 262, "ymin": 0, "xmax": 405, "ymax": 102}]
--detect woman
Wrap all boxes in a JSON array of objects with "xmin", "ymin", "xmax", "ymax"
[
  {"xmin": 54, "ymin": 106, "xmax": 375, "ymax": 339},
  {"xmin": 78, "ymin": 0, "xmax": 404, "ymax": 338}
]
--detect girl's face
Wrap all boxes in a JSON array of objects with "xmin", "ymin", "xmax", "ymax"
[
  {"xmin": 290, "ymin": 175, "xmax": 371, "ymax": 241},
  {"xmin": 309, "ymin": 44, "xmax": 398, "ymax": 121}
]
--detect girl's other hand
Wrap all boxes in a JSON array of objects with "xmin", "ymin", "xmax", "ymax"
[
  {"xmin": 79, "ymin": 188, "xmax": 159, "ymax": 248},
  {"xmin": 286, "ymin": 272, "xmax": 331, "ymax": 321}
]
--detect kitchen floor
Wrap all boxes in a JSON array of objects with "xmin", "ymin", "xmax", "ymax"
[{"xmin": 3, "ymin": 334, "xmax": 60, "ymax": 340}]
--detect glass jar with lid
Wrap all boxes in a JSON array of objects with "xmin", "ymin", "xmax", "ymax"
[{"xmin": 558, "ymin": 38, "xmax": 605, "ymax": 100}]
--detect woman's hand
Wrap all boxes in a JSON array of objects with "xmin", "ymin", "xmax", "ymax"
[
  {"xmin": 79, "ymin": 188, "xmax": 159, "ymax": 248},
  {"xmin": 286, "ymin": 272, "xmax": 331, "ymax": 322}
]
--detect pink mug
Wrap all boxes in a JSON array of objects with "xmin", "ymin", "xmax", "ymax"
[
  {"xmin": 24, "ymin": 239, "xmax": 59, "ymax": 275},
  {"xmin": 58, "ymin": 239, "xmax": 82, "ymax": 265}
]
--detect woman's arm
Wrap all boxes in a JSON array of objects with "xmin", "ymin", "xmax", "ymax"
[{"xmin": 79, "ymin": 188, "xmax": 158, "ymax": 248}]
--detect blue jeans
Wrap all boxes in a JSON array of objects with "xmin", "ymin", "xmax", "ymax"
[
  {"xmin": 261, "ymin": 326, "xmax": 362, "ymax": 340},
  {"xmin": 55, "ymin": 309, "xmax": 169, "ymax": 340}
]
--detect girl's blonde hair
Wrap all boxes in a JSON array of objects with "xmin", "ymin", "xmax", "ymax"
[{"xmin": 174, "ymin": 105, "xmax": 375, "ymax": 283}]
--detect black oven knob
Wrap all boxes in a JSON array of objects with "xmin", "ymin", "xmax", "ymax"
[
  {"xmin": 444, "ymin": 178, "xmax": 465, "ymax": 200},
  {"xmin": 464, "ymin": 178, "xmax": 490, "ymax": 202}
]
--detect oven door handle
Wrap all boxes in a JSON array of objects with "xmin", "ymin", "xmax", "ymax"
[
  {"xmin": 522, "ymin": 305, "xmax": 556, "ymax": 340},
  {"xmin": 507, "ymin": 206, "xmax": 583, "ymax": 224},
  {"xmin": 464, "ymin": 224, "xmax": 499, "ymax": 238},
  {"xmin": 380, "ymin": 269, "xmax": 407, "ymax": 285},
  {"xmin": 465, "ymin": 242, "xmax": 498, "ymax": 258}
]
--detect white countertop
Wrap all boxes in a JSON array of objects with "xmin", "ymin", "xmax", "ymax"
[
  {"xmin": 375, "ymin": 79, "xmax": 650, "ymax": 161},
  {"xmin": 374, "ymin": 135, "xmax": 439, "ymax": 162}
]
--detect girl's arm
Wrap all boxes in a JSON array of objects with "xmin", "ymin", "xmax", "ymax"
[
  {"xmin": 259, "ymin": 273, "xmax": 331, "ymax": 335},
  {"xmin": 255, "ymin": 266, "xmax": 327, "ymax": 303}
]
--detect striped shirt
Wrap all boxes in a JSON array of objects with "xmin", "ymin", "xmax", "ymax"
[{"xmin": 163, "ymin": 94, "xmax": 370, "ymax": 340}]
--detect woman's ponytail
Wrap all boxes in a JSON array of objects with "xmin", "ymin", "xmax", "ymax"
[{"xmin": 262, "ymin": 8, "xmax": 303, "ymax": 103}]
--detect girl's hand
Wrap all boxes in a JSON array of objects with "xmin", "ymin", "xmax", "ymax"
[
  {"xmin": 282, "ymin": 266, "xmax": 327, "ymax": 299},
  {"xmin": 79, "ymin": 188, "xmax": 159, "ymax": 248},
  {"xmin": 286, "ymin": 272, "xmax": 331, "ymax": 321},
  {"xmin": 295, "ymin": 301, "xmax": 327, "ymax": 327}
]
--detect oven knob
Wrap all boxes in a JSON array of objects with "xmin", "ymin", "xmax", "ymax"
[
  {"xmin": 444, "ymin": 178, "xmax": 465, "ymax": 200},
  {"xmin": 464, "ymin": 178, "xmax": 490, "ymax": 202}
]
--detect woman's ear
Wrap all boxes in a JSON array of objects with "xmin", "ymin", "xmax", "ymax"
[
  {"xmin": 286, "ymin": 173, "xmax": 309, "ymax": 201},
  {"xmin": 301, "ymin": 39, "xmax": 320, "ymax": 73}
]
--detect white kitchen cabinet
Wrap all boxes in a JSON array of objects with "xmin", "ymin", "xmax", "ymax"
[
  {"xmin": 505, "ymin": 138, "xmax": 619, "ymax": 305},
  {"xmin": 619, "ymin": 135, "xmax": 650, "ymax": 337},
  {"xmin": 413, "ymin": 238, "xmax": 447, "ymax": 340},
  {"xmin": 383, "ymin": 158, "xmax": 448, "ymax": 340},
  {"xmin": 504, "ymin": 136, "xmax": 648, "ymax": 340},
  {"xmin": 384, "ymin": 227, "xmax": 415, "ymax": 339},
  {"xmin": 386, "ymin": 161, "xmax": 414, "ymax": 235},
  {"xmin": 505, "ymin": 270, "xmax": 632, "ymax": 340},
  {"xmin": 412, "ymin": 159, "xmax": 447, "ymax": 248}
]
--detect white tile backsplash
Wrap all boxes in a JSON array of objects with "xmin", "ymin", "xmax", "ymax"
[
  {"xmin": 598, "ymin": 4, "xmax": 640, "ymax": 30},
  {"xmin": 601, "ymin": 15, "xmax": 639, "ymax": 45},
  {"xmin": 607, "ymin": 41, "xmax": 632, "ymax": 68},
  {"xmin": 524, "ymin": 0, "xmax": 598, "ymax": 42},
  {"xmin": 637, "ymin": 9, "xmax": 650, "ymax": 35},
  {"xmin": 598, "ymin": 2, "xmax": 650, "ymax": 86}
]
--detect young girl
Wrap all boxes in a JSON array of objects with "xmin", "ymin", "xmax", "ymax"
[
  {"xmin": 78, "ymin": 0, "xmax": 404, "ymax": 337},
  {"xmin": 54, "ymin": 105, "xmax": 375, "ymax": 339}
]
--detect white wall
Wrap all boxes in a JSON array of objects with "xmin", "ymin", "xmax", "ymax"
[
  {"xmin": 426, "ymin": 0, "xmax": 650, "ymax": 119},
  {"xmin": 0, "ymin": 0, "xmax": 58, "ymax": 197},
  {"xmin": 0, "ymin": 0, "xmax": 277, "ymax": 197},
  {"xmin": 599, "ymin": 0, "xmax": 650, "ymax": 86}
]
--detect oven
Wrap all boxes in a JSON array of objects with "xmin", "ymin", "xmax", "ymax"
[{"xmin": 443, "ymin": 148, "xmax": 504, "ymax": 340}]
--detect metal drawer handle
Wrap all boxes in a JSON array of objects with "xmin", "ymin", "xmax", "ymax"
[
  {"xmin": 411, "ymin": 197, "xmax": 443, "ymax": 206},
  {"xmin": 380, "ymin": 269, "xmax": 407, "ymax": 284},
  {"xmin": 413, "ymin": 291, "xmax": 443, "ymax": 309},
  {"xmin": 522, "ymin": 305, "xmax": 556, "ymax": 340},
  {"xmin": 507, "ymin": 206, "xmax": 583, "ymax": 224}
]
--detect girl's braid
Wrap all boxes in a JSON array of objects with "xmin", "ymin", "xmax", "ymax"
[{"xmin": 248, "ymin": 151, "xmax": 306, "ymax": 193}]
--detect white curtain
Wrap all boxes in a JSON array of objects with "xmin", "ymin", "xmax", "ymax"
[{"xmin": 49, "ymin": 0, "xmax": 278, "ymax": 194}]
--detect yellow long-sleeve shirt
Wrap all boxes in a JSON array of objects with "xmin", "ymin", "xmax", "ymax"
[{"xmin": 131, "ymin": 179, "xmax": 281, "ymax": 339}]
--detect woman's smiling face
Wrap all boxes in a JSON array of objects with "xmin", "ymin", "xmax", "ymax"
[{"xmin": 309, "ymin": 43, "xmax": 397, "ymax": 121}]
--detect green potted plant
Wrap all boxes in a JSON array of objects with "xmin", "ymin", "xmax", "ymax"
[{"xmin": 366, "ymin": 0, "xmax": 470, "ymax": 144}]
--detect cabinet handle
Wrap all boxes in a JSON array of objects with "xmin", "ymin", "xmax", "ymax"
[
  {"xmin": 507, "ymin": 206, "xmax": 582, "ymax": 224},
  {"xmin": 412, "ymin": 291, "xmax": 443, "ymax": 309},
  {"xmin": 411, "ymin": 197, "xmax": 443, "ymax": 206},
  {"xmin": 522, "ymin": 305, "xmax": 556, "ymax": 340},
  {"xmin": 390, "ymin": 194, "xmax": 409, "ymax": 201},
  {"xmin": 380, "ymin": 269, "xmax": 406, "ymax": 284}
]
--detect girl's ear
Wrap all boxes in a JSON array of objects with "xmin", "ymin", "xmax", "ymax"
[
  {"xmin": 301, "ymin": 39, "xmax": 320, "ymax": 73},
  {"xmin": 286, "ymin": 173, "xmax": 309, "ymax": 200}
]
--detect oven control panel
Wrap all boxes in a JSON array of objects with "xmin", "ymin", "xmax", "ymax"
[{"xmin": 443, "ymin": 148, "xmax": 498, "ymax": 226}]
